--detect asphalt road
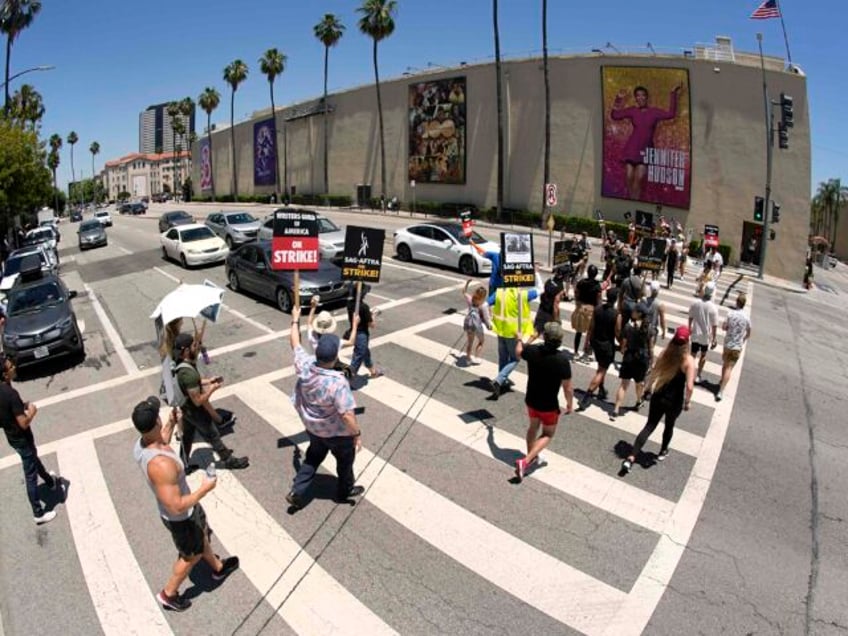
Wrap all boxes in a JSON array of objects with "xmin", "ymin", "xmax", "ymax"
[{"xmin": 0, "ymin": 204, "xmax": 844, "ymax": 636}]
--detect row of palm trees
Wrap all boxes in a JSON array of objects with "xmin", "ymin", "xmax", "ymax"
[
  {"xmin": 811, "ymin": 178, "xmax": 847, "ymax": 249},
  {"xmin": 47, "ymin": 131, "xmax": 101, "ymax": 210},
  {"xmin": 1, "ymin": 0, "xmax": 41, "ymax": 115}
]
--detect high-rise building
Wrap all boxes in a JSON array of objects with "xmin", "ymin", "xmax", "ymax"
[{"xmin": 138, "ymin": 102, "xmax": 195, "ymax": 154}]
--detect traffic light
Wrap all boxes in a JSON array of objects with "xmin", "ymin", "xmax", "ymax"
[
  {"xmin": 778, "ymin": 122, "xmax": 789, "ymax": 150},
  {"xmin": 780, "ymin": 93, "xmax": 794, "ymax": 128},
  {"xmin": 771, "ymin": 202, "xmax": 781, "ymax": 224},
  {"xmin": 754, "ymin": 196, "xmax": 764, "ymax": 222}
]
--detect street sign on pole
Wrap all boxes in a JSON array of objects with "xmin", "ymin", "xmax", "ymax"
[{"xmin": 545, "ymin": 183, "xmax": 558, "ymax": 207}]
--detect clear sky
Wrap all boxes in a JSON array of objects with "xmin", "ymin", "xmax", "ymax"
[{"xmin": 9, "ymin": 0, "xmax": 842, "ymax": 195}]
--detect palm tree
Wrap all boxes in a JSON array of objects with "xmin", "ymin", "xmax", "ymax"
[
  {"xmin": 89, "ymin": 141, "xmax": 100, "ymax": 202},
  {"xmin": 314, "ymin": 13, "xmax": 345, "ymax": 195},
  {"xmin": 357, "ymin": 0, "xmax": 397, "ymax": 213},
  {"xmin": 179, "ymin": 97, "xmax": 195, "ymax": 190},
  {"xmin": 198, "ymin": 86, "xmax": 221, "ymax": 201},
  {"xmin": 47, "ymin": 149, "xmax": 60, "ymax": 213},
  {"xmin": 259, "ymin": 48, "xmax": 287, "ymax": 200},
  {"xmin": 166, "ymin": 101, "xmax": 181, "ymax": 195},
  {"xmin": 814, "ymin": 178, "xmax": 848, "ymax": 248},
  {"xmin": 0, "ymin": 0, "xmax": 42, "ymax": 114},
  {"xmin": 8, "ymin": 83, "xmax": 43, "ymax": 129},
  {"xmin": 67, "ymin": 130, "xmax": 78, "ymax": 205},
  {"xmin": 541, "ymin": 0, "xmax": 551, "ymax": 227},
  {"xmin": 223, "ymin": 59, "xmax": 249, "ymax": 200},
  {"xmin": 493, "ymin": 0, "xmax": 504, "ymax": 220}
]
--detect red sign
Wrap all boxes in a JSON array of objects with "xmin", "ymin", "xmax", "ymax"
[
  {"xmin": 460, "ymin": 209, "xmax": 473, "ymax": 238},
  {"xmin": 704, "ymin": 224, "xmax": 719, "ymax": 249},
  {"xmin": 271, "ymin": 210, "xmax": 320, "ymax": 270}
]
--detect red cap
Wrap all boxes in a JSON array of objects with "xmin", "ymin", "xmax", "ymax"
[{"xmin": 672, "ymin": 326, "xmax": 690, "ymax": 344}]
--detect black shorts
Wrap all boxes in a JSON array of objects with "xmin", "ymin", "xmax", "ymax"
[
  {"xmin": 691, "ymin": 342, "xmax": 709, "ymax": 355},
  {"xmin": 592, "ymin": 341, "xmax": 615, "ymax": 368},
  {"xmin": 619, "ymin": 358, "xmax": 648, "ymax": 382},
  {"xmin": 162, "ymin": 505, "xmax": 210, "ymax": 559}
]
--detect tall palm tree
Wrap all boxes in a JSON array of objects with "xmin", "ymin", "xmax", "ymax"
[
  {"xmin": 166, "ymin": 101, "xmax": 181, "ymax": 195},
  {"xmin": 198, "ymin": 86, "xmax": 221, "ymax": 201},
  {"xmin": 0, "ymin": 0, "xmax": 42, "ymax": 114},
  {"xmin": 493, "ymin": 0, "xmax": 504, "ymax": 220},
  {"xmin": 223, "ymin": 59, "xmax": 249, "ymax": 200},
  {"xmin": 179, "ymin": 97, "xmax": 195, "ymax": 190},
  {"xmin": 259, "ymin": 48, "xmax": 287, "ymax": 200},
  {"xmin": 67, "ymin": 130, "xmax": 78, "ymax": 205},
  {"xmin": 314, "ymin": 13, "xmax": 345, "ymax": 195},
  {"xmin": 89, "ymin": 141, "xmax": 100, "ymax": 202},
  {"xmin": 541, "ymin": 0, "xmax": 551, "ymax": 226},
  {"xmin": 47, "ymin": 149, "xmax": 60, "ymax": 213},
  {"xmin": 815, "ymin": 178, "xmax": 848, "ymax": 247},
  {"xmin": 357, "ymin": 0, "xmax": 397, "ymax": 213},
  {"xmin": 8, "ymin": 83, "xmax": 43, "ymax": 129}
]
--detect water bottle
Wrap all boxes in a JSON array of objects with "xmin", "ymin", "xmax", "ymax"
[
  {"xmin": 206, "ymin": 462, "xmax": 216, "ymax": 480},
  {"xmin": 200, "ymin": 345, "xmax": 210, "ymax": 365}
]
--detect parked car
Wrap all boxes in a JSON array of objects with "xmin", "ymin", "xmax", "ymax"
[
  {"xmin": 393, "ymin": 222, "xmax": 499, "ymax": 275},
  {"xmin": 94, "ymin": 209, "xmax": 112, "ymax": 227},
  {"xmin": 119, "ymin": 202, "xmax": 132, "ymax": 214},
  {"xmin": 160, "ymin": 223, "xmax": 228, "ymax": 268},
  {"xmin": 225, "ymin": 240, "xmax": 348, "ymax": 312},
  {"xmin": 258, "ymin": 210, "xmax": 346, "ymax": 261},
  {"xmin": 1, "ymin": 258, "xmax": 84, "ymax": 365},
  {"xmin": 129, "ymin": 202, "xmax": 146, "ymax": 215},
  {"xmin": 205, "ymin": 211, "xmax": 261, "ymax": 248},
  {"xmin": 1, "ymin": 245, "xmax": 58, "ymax": 304},
  {"xmin": 158, "ymin": 210, "xmax": 194, "ymax": 233},
  {"xmin": 77, "ymin": 219, "xmax": 108, "ymax": 250},
  {"xmin": 23, "ymin": 227, "xmax": 58, "ymax": 255},
  {"xmin": 152, "ymin": 193, "xmax": 170, "ymax": 203},
  {"xmin": 70, "ymin": 210, "xmax": 83, "ymax": 223}
]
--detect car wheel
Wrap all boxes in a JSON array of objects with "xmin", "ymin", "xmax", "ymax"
[
  {"xmin": 458, "ymin": 254, "xmax": 476, "ymax": 275},
  {"xmin": 397, "ymin": 243, "xmax": 412, "ymax": 261},
  {"xmin": 276, "ymin": 287, "xmax": 293, "ymax": 313},
  {"xmin": 226, "ymin": 235, "xmax": 234, "ymax": 249},
  {"xmin": 180, "ymin": 253, "xmax": 189, "ymax": 268},
  {"xmin": 228, "ymin": 270, "xmax": 240, "ymax": 292}
]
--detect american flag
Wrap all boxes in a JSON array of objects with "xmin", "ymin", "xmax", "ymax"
[{"xmin": 750, "ymin": 0, "xmax": 781, "ymax": 19}]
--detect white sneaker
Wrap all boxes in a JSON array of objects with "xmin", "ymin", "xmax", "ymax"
[
  {"xmin": 34, "ymin": 509, "xmax": 57, "ymax": 525},
  {"xmin": 696, "ymin": 375, "xmax": 703, "ymax": 385},
  {"xmin": 48, "ymin": 470, "xmax": 61, "ymax": 490},
  {"xmin": 535, "ymin": 453, "xmax": 548, "ymax": 468}
]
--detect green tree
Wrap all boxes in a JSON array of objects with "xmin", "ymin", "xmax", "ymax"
[
  {"xmin": 493, "ymin": 0, "xmax": 504, "ymax": 220},
  {"xmin": 357, "ymin": 0, "xmax": 397, "ymax": 213},
  {"xmin": 7, "ymin": 83, "xmax": 44, "ymax": 130},
  {"xmin": 198, "ymin": 86, "xmax": 221, "ymax": 201},
  {"xmin": 67, "ymin": 130, "xmax": 78, "ymax": 205},
  {"xmin": 223, "ymin": 59, "xmax": 249, "ymax": 199},
  {"xmin": 47, "ymin": 148, "xmax": 59, "ymax": 212},
  {"xmin": 259, "ymin": 48, "xmax": 287, "ymax": 199},
  {"xmin": 0, "ymin": 0, "xmax": 42, "ymax": 114},
  {"xmin": 314, "ymin": 13, "xmax": 345, "ymax": 195},
  {"xmin": 541, "ymin": 0, "xmax": 551, "ymax": 226},
  {"xmin": 179, "ymin": 97, "xmax": 194, "ymax": 186},
  {"xmin": 89, "ymin": 140, "xmax": 100, "ymax": 182},
  {"xmin": 0, "ymin": 118, "xmax": 52, "ymax": 220},
  {"xmin": 814, "ymin": 178, "xmax": 848, "ymax": 248},
  {"xmin": 166, "ymin": 101, "xmax": 181, "ymax": 195}
]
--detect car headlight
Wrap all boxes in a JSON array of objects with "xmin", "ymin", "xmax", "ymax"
[
  {"xmin": 58, "ymin": 316, "xmax": 74, "ymax": 331},
  {"xmin": 187, "ymin": 248, "xmax": 199, "ymax": 254},
  {"xmin": 3, "ymin": 333, "xmax": 17, "ymax": 345}
]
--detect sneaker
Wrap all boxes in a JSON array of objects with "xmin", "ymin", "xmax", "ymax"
[
  {"xmin": 34, "ymin": 509, "xmax": 57, "ymax": 525},
  {"xmin": 285, "ymin": 491, "xmax": 305, "ymax": 510},
  {"xmin": 157, "ymin": 590, "xmax": 191, "ymax": 612},
  {"xmin": 221, "ymin": 455, "xmax": 249, "ymax": 470},
  {"xmin": 335, "ymin": 485, "xmax": 366, "ymax": 503},
  {"xmin": 534, "ymin": 454, "xmax": 548, "ymax": 468},
  {"xmin": 489, "ymin": 381, "xmax": 501, "ymax": 401},
  {"xmin": 514, "ymin": 458, "xmax": 527, "ymax": 481},
  {"xmin": 715, "ymin": 391, "xmax": 723, "ymax": 402},
  {"xmin": 696, "ymin": 375, "xmax": 703, "ymax": 385},
  {"xmin": 657, "ymin": 449, "xmax": 669, "ymax": 461},
  {"xmin": 48, "ymin": 470, "xmax": 61, "ymax": 490},
  {"xmin": 212, "ymin": 556, "xmax": 240, "ymax": 582},
  {"xmin": 621, "ymin": 459, "xmax": 632, "ymax": 473},
  {"xmin": 609, "ymin": 411, "xmax": 617, "ymax": 422}
]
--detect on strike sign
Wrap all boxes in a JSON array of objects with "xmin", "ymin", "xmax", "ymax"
[
  {"xmin": 704, "ymin": 224, "xmax": 719, "ymax": 248},
  {"xmin": 460, "ymin": 209, "xmax": 473, "ymax": 237},
  {"xmin": 271, "ymin": 209, "xmax": 319, "ymax": 270},
  {"xmin": 342, "ymin": 226, "xmax": 385, "ymax": 283}
]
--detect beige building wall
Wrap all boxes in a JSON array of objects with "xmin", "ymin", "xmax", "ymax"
[{"xmin": 194, "ymin": 52, "xmax": 810, "ymax": 280}]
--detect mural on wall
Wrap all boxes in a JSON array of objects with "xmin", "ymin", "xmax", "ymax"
[
  {"xmin": 253, "ymin": 118, "xmax": 277, "ymax": 186},
  {"xmin": 601, "ymin": 66, "xmax": 691, "ymax": 209},
  {"xmin": 408, "ymin": 76, "xmax": 466, "ymax": 184},
  {"xmin": 199, "ymin": 138, "xmax": 213, "ymax": 192}
]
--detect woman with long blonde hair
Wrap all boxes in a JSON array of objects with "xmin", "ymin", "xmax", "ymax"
[{"xmin": 621, "ymin": 325, "xmax": 695, "ymax": 473}]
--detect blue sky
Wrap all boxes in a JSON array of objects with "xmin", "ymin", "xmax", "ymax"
[{"xmin": 10, "ymin": 0, "xmax": 842, "ymax": 195}]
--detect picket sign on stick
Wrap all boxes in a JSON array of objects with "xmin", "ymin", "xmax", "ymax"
[
  {"xmin": 293, "ymin": 270, "xmax": 300, "ymax": 310},
  {"xmin": 353, "ymin": 281, "xmax": 363, "ymax": 318}
]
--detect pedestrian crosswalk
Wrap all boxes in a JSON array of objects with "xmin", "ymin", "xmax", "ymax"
[{"xmin": 0, "ymin": 271, "xmax": 751, "ymax": 636}]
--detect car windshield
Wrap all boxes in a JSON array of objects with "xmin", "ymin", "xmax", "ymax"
[
  {"xmin": 436, "ymin": 224, "xmax": 488, "ymax": 246},
  {"xmin": 80, "ymin": 221, "xmax": 101, "ymax": 231},
  {"xmin": 95, "ymin": 211, "xmax": 108, "ymax": 217},
  {"xmin": 180, "ymin": 227, "xmax": 215, "ymax": 242},
  {"xmin": 170, "ymin": 212, "xmax": 191, "ymax": 220},
  {"xmin": 225, "ymin": 212, "xmax": 256, "ymax": 224},
  {"xmin": 318, "ymin": 218, "xmax": 340, "ymax": 234},
  {"xmin": 26, "ymin": 229, "xmax": 53, "ymax": 242},
  {"xmin": 3, "ymin": 255, "xmax": 31, "ymax": 276},
  {"xmin": 7, "ymin": 281, "xmax": 63, "ymax": 316}
]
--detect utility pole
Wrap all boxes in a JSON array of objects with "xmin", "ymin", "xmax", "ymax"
[{"xmin": 756, "ymin": 33, "xmax": 773, "ymax": 280}]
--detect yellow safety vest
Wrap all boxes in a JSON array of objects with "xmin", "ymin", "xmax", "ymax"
[{"xmin": 492, "ymin": 288, "xmax": 533, "ymax": 339}]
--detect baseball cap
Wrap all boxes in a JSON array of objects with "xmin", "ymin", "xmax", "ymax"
[
  {"xmin": 650, "ymin": 281, "xmax": 661, "ymax": 294},
  {"xmin": 672, "ymin": 326, "xmax": 691, "ymax": 344},
  {"xmin": 543, "ymin": 321, "xmax": 564, "ymax": 343},
  {"xmin": 132, "ymin": 396, "xmax": 161, "ymax": 434},
  {"xmin": 313, "ymin": 311, "xmax": 337, "ymax": 335},
  {"xmin": 173, "ymin": 332, "xmax": 194, "ymax": 357},
  {"xmin": 315, "ymin": 333, "xmax": 341, "ymax": 363},
  {"xmin": 703, "ymin": 282, "xmax": 716, "ymax": 298}
]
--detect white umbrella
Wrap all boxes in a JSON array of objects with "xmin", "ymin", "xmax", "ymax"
[{"xmin": 150, "ymin": 283, "xmax": 225, "ymax": 325}]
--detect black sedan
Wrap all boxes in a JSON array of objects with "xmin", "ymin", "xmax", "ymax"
[
  {"xmin": 159, "ymin": 210, "xmax": 194, "ymax": 233},
  {"xmin": 77, "ymin": 219, "xmax": 107, "ymax": 250},
  {"xmin": 2, "ymin": 267, "xmax": 84, "ymax": 365},
  {"xmin": 70, "ymin": 210, "xmax": 83, "ymax": 222},
  {"xmin": 225, "ymin": 240, "xmax": 348, "ymax": 312}
]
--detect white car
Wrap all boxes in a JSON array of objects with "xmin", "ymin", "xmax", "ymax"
[
  {"xmin": 23, "ymin": 227, "xmax": 58, "ymax": 255},
  {"xmin": 94, "ymin": 209, "xmax": 113, "ymax": 227},
  {"xmin": 393, "ymin": 221, "xmax": 499, "ymax": 275},
  {"xmin": 258, "ymin": 210, "xmax": 346, "ymax": 261},
  {"xmin": 160, "ymin": 223, "xmax": 229, "ymax": 268}
]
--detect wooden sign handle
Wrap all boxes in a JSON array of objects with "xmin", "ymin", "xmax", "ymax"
[{"xmin": 293, "ymin": 270, "xmax": 300, "ymax": 310}]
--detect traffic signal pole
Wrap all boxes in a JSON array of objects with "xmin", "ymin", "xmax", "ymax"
[{"xmin": 757, "ymin": 33, "xmax": 773, "ymax": 281}]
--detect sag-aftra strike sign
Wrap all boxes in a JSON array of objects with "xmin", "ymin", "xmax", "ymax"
[
  {"xmin": 342, "ymin": 226, "xmax": 385, "ymax": 283},
  {"xmin": 271, "ymin": 209, "xmax": 319, "ymax": 270}
]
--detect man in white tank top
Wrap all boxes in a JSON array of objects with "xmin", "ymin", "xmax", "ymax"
[{"xmin": 132, "ymin": 396, "xmax": 240, "ymax": 612}]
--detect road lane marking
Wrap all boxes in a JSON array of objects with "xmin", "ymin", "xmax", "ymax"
[
  {"xmin": 382, "ymin": 259, "xmax": 468, "ymax": 282},
  {"xmin": 118, "ymin": 246, "xmax": 133, "ymax": 255},
  {"xmin": 238, "ymin": 381, "xmax": 627, "ymax": 635},
  {"xmin": 58, "ymin": 437, "xmax": 172, "ymax": 636},
  {"xmin": 83, "ymin": 283, "xmax": 140, "ymax": 376}
]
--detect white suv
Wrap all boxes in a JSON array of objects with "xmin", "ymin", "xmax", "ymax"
[{"xmin": 94, "ymin": 209, "xmax": 113, "ymax": 227}]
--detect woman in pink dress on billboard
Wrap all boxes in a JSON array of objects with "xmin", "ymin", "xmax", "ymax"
[{"xmin": 611, "ymin": 84, "xmax": 681, "ymax": 200}]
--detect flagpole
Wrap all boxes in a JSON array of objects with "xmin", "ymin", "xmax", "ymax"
[{"xmin": 775, "ymin": 0, "xmax": 793, "ymax": 65}]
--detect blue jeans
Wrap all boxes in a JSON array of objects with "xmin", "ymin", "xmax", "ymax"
[
  {"xmin": 291, "ymin": 432, "xmax": 356, "ymax": 500},
  {"xmin": 349, "ymin": 332, "xmax": 373, "ymax": 375},
  {"xmin": 495, "ymin": 336, "xmax": 519, "ymax": 386},
  {"xmin": 13, "ymin": 441, "xmax": 53, "ymax": 515}
]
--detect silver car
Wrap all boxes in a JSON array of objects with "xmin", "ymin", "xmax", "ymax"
[
  {"xmin": 205, "ymin": 211, "xmax": 261, "ymax": 248},
  {"xmin": 258, "ymin": 210, "xmax": 346, "ymax": 261}
]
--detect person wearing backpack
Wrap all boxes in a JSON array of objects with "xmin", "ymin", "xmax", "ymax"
[
  {"xmin": 618, "ymin": 266, "xmax": 645, "ymax": 321},
  {"xmin": 172, "ymin": 333, "xmax": 249, "ymax": 472},
  {"xmin": 610, "ymin": 302, "xmax": 652, "ymax": 421}
]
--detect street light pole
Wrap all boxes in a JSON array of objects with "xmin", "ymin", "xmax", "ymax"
[
  {"xmin": 756, "ymin": 34, "xmax": 773, "ymax": 280},
  {"xmin": 2, "ymin": 65, "xmax": 55, "ymax": 113}
]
